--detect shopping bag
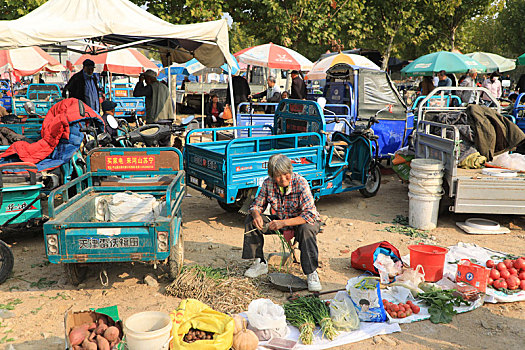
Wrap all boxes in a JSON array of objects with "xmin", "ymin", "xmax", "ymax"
[
  {"xmin": 351, "ymin": 241, "xmax": 401, "ymax": 274},
  {"xmin": 170, "ymin": 299, "xmax": 234, "ymax": 350},
  {"xmin": 456, "ymin": 259, "xmax": 490, "ymax": 293},
  {"xmin": 346, "ymin": 275, "xmax": 387, "ymax": 322},
  {"xmin": 223, "ymin": 106, "xmax": 233, "ymax": 119},
  {"xmin": 329, "ymin": 291, "xmax": 360, "ymax": 331}
]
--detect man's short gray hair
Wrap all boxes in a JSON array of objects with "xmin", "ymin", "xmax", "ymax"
[
  {"xmin": 144, "ymin": 69, "xmax": 157, "ymax": 79},
  {"xmin": 268, "ymin": 154, "xmax": 293, "ymax": 178},
  {"xmin": 268, "ymin": 76, "xmax": 276, "ymax": 83}
]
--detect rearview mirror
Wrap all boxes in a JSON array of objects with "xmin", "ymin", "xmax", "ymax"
[
  {"xmin": 106, "ymin": 114, "xmax": 119, "ymax": 129},
  {"xmin": 182, "ymin": 115, "xmax": 195, "ymax": 125},
  {"xmin": 317, "ymin": 97, "xmax": 327, "ymax": 109}
]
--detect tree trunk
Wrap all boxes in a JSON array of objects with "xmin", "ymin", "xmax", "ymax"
[
  {"xmin": 450, "ymin": 26, "xmax": 456, "ymax": 51},
  {"xmin": 381, "ymin": 33, "xmax": 396, "ymax": 71}
]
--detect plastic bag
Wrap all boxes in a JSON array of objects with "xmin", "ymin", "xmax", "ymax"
[
  {"xmin": 395, "ymin": 265, "xmax": 425, "ymax": 291},
  {"xmin": 373, "ymin": 253, "xmax": 403, "ymax": 284},
  {"xmin": 96, "ymin": 192, "xmax": 165, "ymax": 222},
  {"xmin": 329, "ymin": 291, "xmax": 360, "ymax": 331},
  {"xmin": 245, "ymin": 299, "xmax": 288, "ymax": 341},
  {"xmin": 170, "ymin": 299, "xmax": 234, "ymax": 350},
  {"xmin": 346, "ymin": 275, "xmax": 387, "ymax": 322}
]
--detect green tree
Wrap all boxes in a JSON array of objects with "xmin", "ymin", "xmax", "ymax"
[
  {"xmin": 495, "ymin": 0, "xmax": 525, "ymax": 57},
  {"xmin": 130, "ymin": 0, "xmax": 224, "ymax": 23},
  {"xmin": 0, "ymin": 0, "xmax": 47, "ymax": 20},
  {"xmin": 229, "ymin": 22, "xmax": 259, "ymax": 54}
]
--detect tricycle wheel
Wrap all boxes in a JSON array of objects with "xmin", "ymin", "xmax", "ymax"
[
  {"xmin": 359, "ymin": 165, "xmax": 381, "ymax": 198},
  {"xmin": 0, "ymin": 240, "xmax": 14, "ymax": 284},
  {"xmin": 217, "ymin": 200, "xmax": 242, "ymax": 213},
  {"xmin": 65, "ymin": 263, "xmax": 88, "ymax": 286},
  {"xmin": 168, "ymin": 230, "xmax": 184, "ymax": 280}
]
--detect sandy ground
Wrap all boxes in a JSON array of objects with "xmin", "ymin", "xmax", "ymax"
[{"xmin": 0, "ymin": 172, "xmax": 524, "ymax": 349}]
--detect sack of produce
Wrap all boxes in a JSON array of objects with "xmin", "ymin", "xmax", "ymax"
[
  {"xmin": 170, "ymin": 299, "xmax": 235, "ymax": 350},
  {"xmin": 346, "ymin": 275, "xmax": 387, "ymax": 322},
  {"xmin": 245, "ymin": 299, "xmax": 288, "ymax": 341},
  {"xmin": 329, "ymin": 291, "xmax": 360, "ymax": 331}
]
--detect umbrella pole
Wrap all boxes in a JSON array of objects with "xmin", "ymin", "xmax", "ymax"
[
  {"xmin": 172, "ymin": 67, "xmax": 177, "ymax": 120},
  {"xmin": 201, "ymin": 75, "xmax": 204, "ymax": 129},
  {"xmin": 8, "ymin": 70, "xmax": 15, "ymax": 116},
  {"xmin": 109, "ymin": 71, "xmax": 112, "ymax": 101}
]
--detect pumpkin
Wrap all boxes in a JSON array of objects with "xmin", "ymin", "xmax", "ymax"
[
  {"xmin": 232, "ymin": 326, "xmax": 259, "ymax": 350},
  {"xmin": 233, "ymin": 314, "xmax": 247, "ymax": 335}
]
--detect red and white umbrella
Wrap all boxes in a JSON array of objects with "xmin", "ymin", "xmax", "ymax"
[
  {"xmin": 305, "ymin": 53, "xmax": 380, "ymax": 80},
  {"xmin": 0, "ymin": 46, "xmax": 65, "ymax": 76},
  {"xmin": 74, "ymin": 48, "xmax": 159, "ymax": 76},
  {"xmin": 235, "ymin": 43, "xmax": 313, "ymax": 71}
]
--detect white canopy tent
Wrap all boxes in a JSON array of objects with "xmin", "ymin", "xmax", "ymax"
[{"xmin": 0, "ymin": 0, "xmax": 238, "ymax": 124}]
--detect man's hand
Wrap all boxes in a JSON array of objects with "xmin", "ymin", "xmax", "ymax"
[{"xmin": 269, "ymin": 220, "xmax": 285, "ymax": 231}]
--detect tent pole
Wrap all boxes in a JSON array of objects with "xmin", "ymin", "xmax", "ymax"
[
  {"xmin": 109, "ymin": 71, "xmax": 112, "ymax": 101},
  {"xmin": 228, "ymin": 67, "xmax": 236, "ymax": 131},
  {"xmin": 8, "ymin": 70, "xmax": 15, "ymax": 116},
  {"xmin": 201, "ymin": 75, "xmax": 204, "ymax": 128}
]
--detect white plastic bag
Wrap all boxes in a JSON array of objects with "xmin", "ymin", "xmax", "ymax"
[
  {"xmin": 329, "ymin": 291, "xmax": 360, "ymax": 331},
  {"xmin": 373, "ymin": 253, "xmax": 403, "ymax": 284},
  {"xmin": 245, "ymin": 299, "xmax": 288, "ymax": 341},
  {"xmin": 96, "ymin": 192, "xmax": 164, "ymax": 222}
]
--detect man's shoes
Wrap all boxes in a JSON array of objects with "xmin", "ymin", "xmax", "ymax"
[
  {"xmin": 244, "ymin": 258, "xmax": 268, "ymax": 278},
  {"xmin": 307, "ymin": 270, "xmax": 322, "ymax": 292}
]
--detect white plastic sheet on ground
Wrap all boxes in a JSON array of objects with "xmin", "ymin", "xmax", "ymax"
[{"xmin": 404, "ymin": 242, "xmax": 525, "ymax": 303}]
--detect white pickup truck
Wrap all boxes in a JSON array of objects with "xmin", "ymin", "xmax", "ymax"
[{"xmin": 414, "ymin": 86, "xmax": 525, "ymax": 214}]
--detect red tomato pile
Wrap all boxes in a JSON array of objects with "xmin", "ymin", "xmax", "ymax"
[
  {"xmin": 486, "ymin": 257, "xmax": 525, "ymax": 291},
  {"xmin": 383, "ymin": 299, "xmax": 420, "ymax": 319}
]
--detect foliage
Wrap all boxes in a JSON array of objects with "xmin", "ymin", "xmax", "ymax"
[
  {"xmin": 495, "ymin": 0, "xmax": 525, "ymax": 57},
  {"xmin": 0, "ymin": 0, "xmax": 46, "ymax": 20},
  {"xmin": 417, "ymin": 287, "xmax": 470, "ymax": 324},
  {"xmin": 130, "ymin": 0, "xmax": 224, "ymax": 23}
]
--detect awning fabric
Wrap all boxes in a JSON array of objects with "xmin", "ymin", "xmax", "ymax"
[{"xmin": 0, "ymin": 0, "xmax": 235, "ymax": 68}]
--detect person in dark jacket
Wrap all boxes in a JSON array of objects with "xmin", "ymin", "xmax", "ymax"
[
  {"xmin": 290, "ymin": 70, "xmax": 307, "ymax": 100},
  {"xmin": 226, "ymin": 74, "xmax": 251, "ymax": 112},
  {"xmin": 100, "ymin": 100, "xmax": 118, "ymax": 139},
  {"xmin": 251, "ymin": 76, "xmax": 281, "ymax": 114},
  {"xmin": 205, "ymin": 94, "xmax": 225, "ymax": 127},
  {"xmin": 62, "ymin": 59, "xmax": 100, "ymax": 113}
]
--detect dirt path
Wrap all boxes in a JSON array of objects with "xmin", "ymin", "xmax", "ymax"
[{"xmin": 0, "ymin": 174, "xmax": 524, "ymax": 349}]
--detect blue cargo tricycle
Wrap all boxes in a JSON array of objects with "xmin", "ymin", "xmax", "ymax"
[
  {"xmin": 43, "ymin": 147, "xmax": 185, "ymax": 285},
  {"xmin": 185, "ymin": 99, "xmax": 383, "ymax": 213}
]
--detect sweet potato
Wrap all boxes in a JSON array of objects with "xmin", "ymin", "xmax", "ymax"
[
  {"xmin": 97, "ymin": 315, "xmax": 109, "ymax": 325},
  {"xmin": 88, "ymin": 331, "xmax": 96, "ymax": 341},
  {"xmin": 69, "ymin": 325, "xmax": 89, "ymax": 346},
  {"xmin": 72, "ymin": 346, "xmax": 82, "ymax": 350},
  {"xmin": 96, "ymin": 334, "xmax": 110, "ymax": 350},
  {"xmin": 88, "ymin": 322, "xmax": 97, "ymax": 331},
  {"xmin": 110, "ymin": 337, "xmax": 121, "ymax": 348},
  {"xmin": 82, "ymin": 337, "xmax": 98, "ymax": 350},
  {"xmin": 104, "ymin": 326, "xmax": 120, "ymax": 342},
  {"xmin": 95, "ymin": 322, "xmax": 109, "ymax": 335}
]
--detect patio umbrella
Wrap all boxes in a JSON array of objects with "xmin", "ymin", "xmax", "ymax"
[
  {"xmin": 465, "ymin": 52, "xmax": 515, "ymax": 73},
  {"xmin": 0, "ymin": 46, "xmax": 65, "ymax": 76},
  {"xmin": 235, "ymin": 43, "xmax": 313, "ymax": 71},
  {"xmin": 74, "ymin": 48, "xmax": 159, "ymax": 76},
  {"xmin": 516, "ymin": 53, "xmax": 525, "ymax": 66},
  {"xmin": 305, "ymin": 53, "xmax": 380, "ymax": 80},
  {"xmin": 401, "ymin": 51, "xmax": 486, "ymax": 76}
]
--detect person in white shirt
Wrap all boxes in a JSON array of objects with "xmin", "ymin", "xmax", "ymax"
[{"xmin": 482, "ymin": 72, "xmax": 502, "ymax": 106}]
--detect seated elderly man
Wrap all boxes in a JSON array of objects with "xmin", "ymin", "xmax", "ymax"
[{"xmin": 242, "ymin": 154, "xmax": 322, "ymax": 291}]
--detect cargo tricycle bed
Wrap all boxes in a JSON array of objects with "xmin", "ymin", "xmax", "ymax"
[{"xmin": 43, "ymin": 147, "xmax": 185, "ymax": 285}]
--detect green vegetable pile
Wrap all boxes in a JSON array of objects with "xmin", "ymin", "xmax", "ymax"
[
  {"xmin": 284, "ymin": 296, "xmax": 338, "ymax": 344},
  {"xmin": 417, "ymin": 286, "xmax": 470, "ymax": 324}
]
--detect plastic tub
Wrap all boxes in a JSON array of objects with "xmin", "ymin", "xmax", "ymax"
[
  {"xmin": 408, "ymin": 192, "xmax": 442, "ymax": 230},
  {"xmin": 124, "ymin": 311, "xmax": 172, "ymax": 350},
  {"xmin": 408, "ymin": 244, "xmax": 448, "ymax": 282}
]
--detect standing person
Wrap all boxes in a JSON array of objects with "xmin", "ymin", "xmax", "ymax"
[
  {"xmin": 516, "ymin": 74, "xmax": 525, "ymax": 94},
  {"xmin": 100, "ymin": 100, "xmax": 118, "ymax": 142},
  {"xmin": 226, "ymin": 73, "xmax": 251, "ymax": 113},
  {"xmin": 459, "ymin": 69, "xmax": 478, "ymax": 104},
  {"xmin": 251, "ymin": 76, "xmax": 281, "ymax": 113},
  {"xmin": 204, "ymin": 94, "xmax": 225, "ymax": 128},
  {"xmin": 133, "ymin": 69, "xmax": 174, "ymax": 124},
  {"xmin": 62, "ymin": 59, "xmax": 100, "ymax": 113},
  {"xmin": 243, "ymin": 154, "xmax": 322, "ymax": 292},
  {"xmin": 290, "ymin": 70, "xmax": 307, "ymax": 99},
  {"xmin": 482, "ymin": 72, "xmax": 502, "ymax": 106},
  {"xmin": 420, "ymin": 76, "xmax": 435, "ymax": 96}
]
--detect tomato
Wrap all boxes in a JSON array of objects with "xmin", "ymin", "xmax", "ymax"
[
  {"xmin": 398, "ymin": 305, "xmax": 405, "ymax": 312},
  {"xmin": 406, "ymin": 300, "xmax": 413, "ymax": 305},
  {"xmin": 405, "ymin": 309, "xmax": 412, "ymax": 316},
  {"xmin": 390, "ymin": 311, "xmax": 398, "ymax": 318},
  {"xmin": 488, "ymin": 277, "xmax": 494, "ymax": 285},
  {"xmin": 500, "ymin": 269, "xmax": 511, "ymax": 279},
  {"xmin": 411, "ymin": 305, "xmax": 421, "ymax": 314},
  {"xmin": 506, "ymin": 276, "xmax": 520, "ymax": 290},
  {"xmin": 513, "ymin": 258, "xmax": 525, "ymax": 271},
  {"xmin": 519, "ymin": 271, "xmax": 525, "ymax": 280},
  {"xmin": 391, "ymin": 304, "xmax": 400, "ymax": 312},
  {"xmin": 486, "ymin": 260, "xmax": 495, "ymax": 268},
  {"xmin": 504, "ymin": 259, "xmax": 514, "ymax": 269},
  {"xmin": 493, "ymin": 279, "xmax": 507, "ymax": 290},
  {"xmin": 398, "ymin": 312, "xmax": 406, "ymax": 318},
  {"xmin": 520, "ymin": 280, "xmax": 525, "ymax": 290},
  {"xmin": 509, "ymin": 267, "xmax": 518, "ymax": 275},
  {"xmin": 497, "ymin": 262, "xmax": 507, "ymax": 271},
  {"xmin": 382, "ymin": 299, "xmax": 389, "ymax": 306},
  {"xmin": 490, "ymin": 269, "xmax": 500, "ymax": 280}
]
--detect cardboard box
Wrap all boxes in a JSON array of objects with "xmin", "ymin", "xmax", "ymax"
[
  {"xmin": 64, "ymin": 306, "xmax": 123, "ymax": 350},
  {"xmin": 456, "ymin": 259, "xmax": 490, "ymax": 293}
]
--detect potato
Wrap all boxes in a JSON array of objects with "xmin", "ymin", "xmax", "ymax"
[
  {"xmin": 95, "ymin": 323, "xmax": 109, "ymax": 335},
  {"xmin": 96, "ymin": 334, "xmax": 110, "ymax": 350},
  {"xmin": 104, "ymin": 326, "xmax": 120, "ymax": 342},
  {"xmin": 69, "ymin": 325, "xmax": 89, "ymax": 346},
  {"xmin": 82, "ymin": 337, "xmax": 98, "ymax": 350},
  {"xmin": 88, "ymin": 322, "xmax": 97, "ymax": 331}
]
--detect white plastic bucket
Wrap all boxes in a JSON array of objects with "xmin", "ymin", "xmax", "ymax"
[
  {"xmin": 410, "ymin": 159, "xmax": 444, "ymax": 172},
  {"xmin": 408, "ymin": 192, "xmax": 442, "ymax": 230},
  {"xmin": 408, "ymin": 175, "xmax": 443, "ymax": 195},
  {"xmin": 124, "ymin": 311, "xmax": 172, "ymax": 350},
  {"xmin": 410, "ymin": 168, "xmax": 443, "ymax": 179}
]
